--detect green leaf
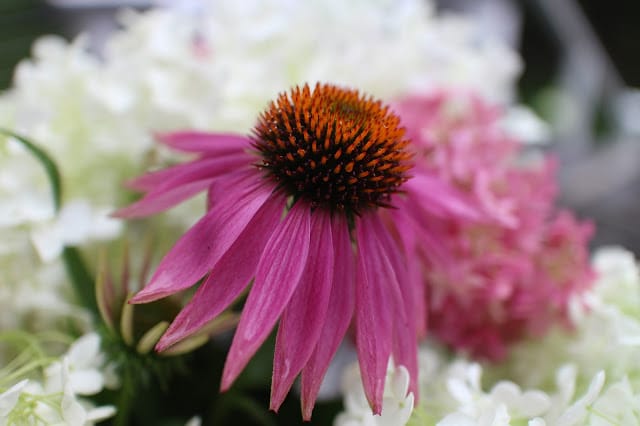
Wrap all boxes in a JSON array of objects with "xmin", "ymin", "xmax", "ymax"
[
  {"xmin": 62, "ymin": 246, "xmax": 99, "ymax": 320},
  {"xmin": 0, "ymin": 128, "xmax": 62, "ymax": 213},
  {"xmin": 0, "ymin": 130, "xmax": 100, "ymax": 322}
]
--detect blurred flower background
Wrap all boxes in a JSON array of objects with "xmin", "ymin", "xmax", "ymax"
[
  {"xmin": 0, "ymin": 0, "xmax": 639, "ymax": 425},
  {"xmin": 3, "ymin": 0, "xmax": 639, "ymax": 248}
]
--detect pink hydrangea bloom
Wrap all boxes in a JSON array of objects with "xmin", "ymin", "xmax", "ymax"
[
  {"xmin": 392, "ymin": 91, "xmax": 595, "ymax": 360},
  {"xmin": 115, "ymin": 84, "xmax": 481, "ymax": 418}
]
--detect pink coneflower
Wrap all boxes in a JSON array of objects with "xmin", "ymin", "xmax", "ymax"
[
  {"xmin": 391, "ymin": 91, "xmax": 595, "ymax": 360},
  {"xmin": 115, "ymin": 83, "xmax": 480, "ymax": 418}
]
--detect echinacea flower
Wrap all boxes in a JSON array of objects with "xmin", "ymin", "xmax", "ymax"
[{"xmin": 115, "ymin": 83, "xmax": 481, "ymax": 418}]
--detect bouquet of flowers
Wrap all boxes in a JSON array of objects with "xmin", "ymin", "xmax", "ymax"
[{"xmin": 1, "ymin": 1, "xmax": 638, "ymax": 425}]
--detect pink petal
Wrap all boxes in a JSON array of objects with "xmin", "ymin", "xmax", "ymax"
[
  {"xmin": 115, "ymin": 154, "xmax": 253, "ymax": 217},
  {"xmin": 405, "ymin": 172, "xmax": 484, "ymax": 221},
  {"xmin": 354, "ymin": 214, "xmax": 395, "ymax": 415},
  {"xmin": 113, "ymin": 179, "xmax": 212, "ymax": 218},
  {"xmin": 155, "ymin": 194, "xmax": 286, "ymax": 351},
  {"xmin": 402, "ymin": 207, "xmax": 455, "ymax": 274},
  {"xmin": 270, "ymin": 209, "xmax": 334, "ymax": 411},
  {"xmin": 157, "ymin": 131, "xmax": 250, "ymax": 155},
  {"xmin": 221, "ymin": 202, "xmax": 311, "ymax": 391},
  {"xmin": 372, "ymin": 217, "xmax": 419, "ymax": 401},
  {"xmin": 130, "ymin": 173, "xmax": 272, "ymax": 303},
  {"xmin": 125, "ymin": 153, "xmax": 251, "ymax": 191},
  {"xmin": 390, "ymin": 211, "xmax": 428, "ymax": 338},
  {"xmin": 300, "ymin": 215, "xmax": 355, "ymax": 420}
]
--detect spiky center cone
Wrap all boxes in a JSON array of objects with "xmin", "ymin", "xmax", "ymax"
[{"xmin": 253, "ymin": 83, "xmax": 412, "ymax": 216}]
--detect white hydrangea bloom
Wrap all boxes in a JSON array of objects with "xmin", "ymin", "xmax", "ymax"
[
  {"xmin": 0, "ymin": 334, "xmax": 116, "ymax": 425},
  {"xmin": 106, "ymin": 0, "xmax": 521, "ymax": 135},
  {"xmin": 44, "ymin": 333, "xmax": 115, "ymax": 396},
  {"xmin": 335, "ymin": 359, "xmax": 414, "ymax": 426},
  {"xmin": 30, "ymin": 200, "xmax": 121, "ymax": 263}
]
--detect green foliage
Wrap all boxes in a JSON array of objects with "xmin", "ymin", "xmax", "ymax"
[{"xmin": 0, "ymin": 128, "xmax": 62, "ymax": 212}]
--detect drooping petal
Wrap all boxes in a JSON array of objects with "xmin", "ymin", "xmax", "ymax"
[
  {"xmin": 405, "ymin": 172, "xmax": 484, "ymax": 221},
  {"xmin": 372, "ymin": 215, "xmax": 419, "ymax": 401},
  {"xmin": 270, "ymin": 209, "xmax": 334, "ymax": 411},
  {"xmin": 390, "ymin": 209, "xmax": 428, "ymax": 338},
  {"xmin": 113, "ymin": 179, "xmax": 212, "ymax": 218},
  {"xmin": 115, "ymin": 154, "xmax": 253, "ymax": 217},
  {"xmin": 156, "ymin": 193, "xmax": 286, "ymax": 351},
  {"xmin": 130, "ymin": 173, "xmax": 272, "ymax": 303},
  {"xmin": 221, "ymin": 202, "xmax": 311, "ymax": 391},
  {"xmin": 300, "ymin": 215, "xmax": 355, "ymax": 420},
  {"xmin": 354, "ymin": 213, "xmax": 395, "ymax": 415},
  {"xmin": 402, "ymin": 207, "xmax": 456, "ymax": 275},
  {"xmin": 157, "ymin": 131, "xmax": 250, "ymax": 155},
  {"xmin": 125, "ymin": 152, "xmax": 251, "ymax": 191}
]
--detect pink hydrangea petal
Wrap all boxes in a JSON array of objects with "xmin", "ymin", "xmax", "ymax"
[
  {"xmin": 221, "ymin": 202, "xmax": 311, "ymax": 391},
  {"xmin": 125, "ymin": 153, "xmax": 251, "ymax": 191},
  {"xmin": 155, "ymin": 194, "xmax": 286, "ymax": 351},
  {"xmin": 130, "ymin": 173, "xmax": 272, "ymax": 303},
  {"xmin": 270, "ymin": 209, "xmax": 334, "ymax": 411},
  {"xmin": 354, "ymin": 213, "xmax": 395, "ymax": 415},
  {"xmin": 394, "ymin": 92, "xmax": 595, "ymax": 360},
  {"xmin": 300, "ymin": 215, "xmax": 355, "ymax": 421},
  {"xmin": 157, "ymin": 131, "xmax": 250, "ymax": 155}
]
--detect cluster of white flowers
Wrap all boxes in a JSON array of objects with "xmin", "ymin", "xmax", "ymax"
[
  {"xmin": 0, "ymin": 333, "xmax": 116, "ymax": 425},
  {"xmin": 337, "ymin": 247, "xmax": 640, "ymax": 425}
]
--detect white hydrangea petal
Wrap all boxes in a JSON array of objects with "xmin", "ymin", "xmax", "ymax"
[
  {"xmin": 44, "ymin": 361, "xmax": 64, "ymax": 393},
  {"xmin": 555, "ymin": 371, "xmax": 605, "ymax": 426},
  {"xmin": 490, "ymin": 381, "xmax": 521, "ymax": 408},
  {"xmin": 86, "ymin": 405, "xmax": 117, "ymax": 422},
  {"xmin": 30, "ymin": 222, "xmax": 64, "ymax": 262},
  {"xmin": 337, "ymin": 358, "xmax": 415, "ymax": 426},
  {"xmin": 489, "ymin": 404, "xmax": 511, "ymax": 426},
  {"xmin": 70, "ymin": 370, "xmax": 105, "ymax": 396},
  {"xmin": 589, "ymin": 377, "xmax": 640, "ymax": 425},
  {"xmin": 518, "ymin": 391, "xmax": 552, "ymax": 418},
  {"xmin": 437, "ymin": 412, "xmax": 478, "ymax": 426},
  {"xmin": 389, "ymin": 365, "xmax": 410, "ymax": 399},
  {"xmin": 447, "ymin": 377, "xmax": 475, "ymax": 404},
  {"xmin": 61, "ymin": 358, "xmax": 88, "ymax": 426},
  {"xmin": 67, "ymin": 332, "xmax": 101, "ymax": 367},
  {"xmin": 0, "ymin": 379, "xmax": 29, "ymax": 416},
  {"xmin": 555, "ymin": 365, "xmax": 577, "ymax": 405},
  {"xmin": 62, "ymin": 392, "xmax": 88, "ymax": 426}
]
